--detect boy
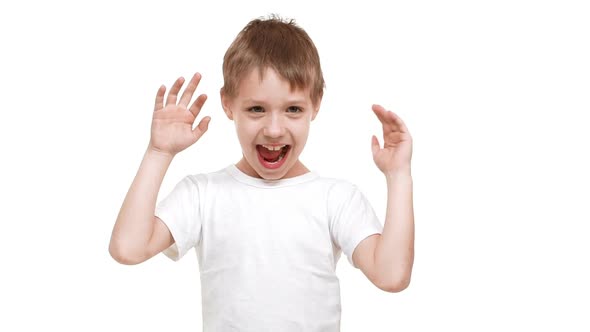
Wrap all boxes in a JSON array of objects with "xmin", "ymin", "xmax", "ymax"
[{"xmin": 109, "ymin": 15, "xmax": 414, "ymax": 331}]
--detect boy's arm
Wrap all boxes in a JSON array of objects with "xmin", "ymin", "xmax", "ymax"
[
  {"xmin": 109, "ymin": 149, "xmax": 175, "ymax": 265},
  {"xmin": 353, "ymin": 104, "xmax": 414, "ymax": 292},
  {"xmin": 109, "ymin": 73, "xmax": 210, "ymax": 265}
]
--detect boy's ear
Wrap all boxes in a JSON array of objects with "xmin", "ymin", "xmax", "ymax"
[
  {"xmin": 311, "ymin": 96, "xmax": 322, "ymax": 121},
  {"xmin": 220, "ymin": 88, "xmax": 233, "ymax": 120}
]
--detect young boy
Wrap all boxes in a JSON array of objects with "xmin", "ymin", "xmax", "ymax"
[{"xmin": 109, "ymin": 15, "xmax": 414, "ymax": 331}]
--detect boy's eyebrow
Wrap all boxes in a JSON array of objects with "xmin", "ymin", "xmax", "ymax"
[{"xmin": 243, "ymin": 98, "xmax": 308, "ymax": 105}]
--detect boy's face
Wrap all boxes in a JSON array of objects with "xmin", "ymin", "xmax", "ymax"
[{"xmin": 221, "ymin": 67, "xmax": 320, "ymax": 180}]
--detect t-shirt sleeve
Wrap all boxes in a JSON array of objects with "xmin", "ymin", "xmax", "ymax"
[
  {"xmin": 329, "ymin": 182, "xmax": 383, "ymax": 269},
  {"xmin": 154, "ymin": 175, "xmax": 202, "ymax": 261}
]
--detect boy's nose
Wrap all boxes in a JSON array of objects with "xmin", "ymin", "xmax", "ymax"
[{"xmin": 263, "ymin": 115, "xmax": 286, "ymax": 138}]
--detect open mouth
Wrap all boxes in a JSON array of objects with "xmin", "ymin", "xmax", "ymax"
[{"xmin": 256, "ymin": 144, "xmax": 291, "ymax": 169}]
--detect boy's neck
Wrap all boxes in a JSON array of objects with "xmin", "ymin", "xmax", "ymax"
[{"xmin": 235, "ymin": 158, "xmax": 310, "ymax": 179}]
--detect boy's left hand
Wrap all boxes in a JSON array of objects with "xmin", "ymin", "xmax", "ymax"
[{"xmin": 371, "ymin": 104, "xmax": 413, "ymax": 175}]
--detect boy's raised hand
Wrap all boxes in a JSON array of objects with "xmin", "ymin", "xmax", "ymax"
[
  {"xmin": 371, "ymin": 104, "xmax": 413, "ymax": 175},
  {"xmin": 148, "ymin": 73, "xmax": 211, "ymax": 157}
]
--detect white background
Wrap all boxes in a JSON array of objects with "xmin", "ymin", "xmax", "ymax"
[{"xmin": 1, "ymin": 0, "xmax": 589, "ymax": 331}]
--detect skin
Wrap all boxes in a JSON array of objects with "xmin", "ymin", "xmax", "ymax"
[
  {"xmin": 221, "ymin": 67, "xmax": 320, "ymax": 180},
  {"xmin": 361, "ymin": 104, "xmax": 415, "ymax": 292},
  {"xmin": 109, "ymin": 70, "xmax": 414, "ymax": 295},
  {"xmin": 108, "ymin": 73, "xmax": 210, "ymax": 264}
]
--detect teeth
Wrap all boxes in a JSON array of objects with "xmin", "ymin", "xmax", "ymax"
[{"xmin": 262, "ymin": 144, "xmax": 286, "ymax": 151}]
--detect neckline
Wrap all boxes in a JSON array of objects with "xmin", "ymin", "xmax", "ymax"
[{"xmin": 225, "ymin": 164, "xmax": 319, "ymax": 188}]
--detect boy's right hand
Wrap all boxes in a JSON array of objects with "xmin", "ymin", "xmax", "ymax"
[{"xmin": 148, "ymin": 73, "xmax": 211, "ymax": 157}]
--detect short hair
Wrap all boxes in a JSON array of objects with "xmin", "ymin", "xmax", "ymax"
[{"xmin": 221, "ymin": 14, "xmax": 325, "ymax": 105}]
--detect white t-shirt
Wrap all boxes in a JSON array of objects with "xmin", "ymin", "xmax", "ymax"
[{"xmin": 155, "ymin": 165, "xmax": 383, "ymax": 332}]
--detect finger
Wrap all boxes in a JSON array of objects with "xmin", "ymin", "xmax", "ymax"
[
  {"xmin": 371, "ymin": 135, "xmax": 380, "ymax": 157},
  {"xmin": 373, "ymin": 104, "xmax": 404, "ymax": 133},
  {"xmin": 372, "ymin": 104, "xmax": 389, "ymax": 124},
  {"xmin": 373, "ymin": 104, "xmax": 398, "ymax": 131},
  {"xmin": 373, "ymin": 106, "xmax": 398, "ymax": 138},
  {"xmin": 188, "ymin": 94, "xmax": 208, "ymax": 118},
  {"xmin": 384, "ymin": 111, "xmax": 410, "ymax": 134},
  {"xmin": 154, "ymin": 85, "xmax": 165, "ymax": 112},
  {"xmin": 165, "ymin": 76, "xmax": 185, "ymax": 106},
  {"xmin": 179, "ymin": 73, "xmax": 202, "ymax": 107},
  {"xmin": 192, "ymin": 116, "xmax": 211, "ymax": 142},
  {"xmin": 387, "ymin": 110, "xmax": 410, "ymax": 134}
]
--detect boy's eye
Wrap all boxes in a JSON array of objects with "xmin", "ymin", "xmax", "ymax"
[
  {"xmin": 287, "ymin": 106, "xmax": 302, "ymax": 113},
  {"xmin": 248, "ymin": 106, "xmax": 264, "ymax": 113}
]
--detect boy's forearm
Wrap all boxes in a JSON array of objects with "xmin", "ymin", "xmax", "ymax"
[
  {"xmin": 374, "ymin": 169, "xmax": 415, "ymax": 291},
  {"xmin": 109, "ymin": 148, "xmax": 174, "ymax": 259}
]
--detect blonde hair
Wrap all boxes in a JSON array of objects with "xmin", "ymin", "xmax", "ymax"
[{"xmin": 222, "ymin": 15, "xmax": 325, "ymax": 105}]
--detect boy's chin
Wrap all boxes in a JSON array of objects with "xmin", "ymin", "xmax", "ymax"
[
  {"xmin": 253, "ymin": 162, "xmax": 291, "ymax": 180},
  {"xmin": 236, "ymin": 157, "xmax": 284, "ymax": 180},
  {"xmin": 239, "ymin": 157, "xmax": 298, "ymax": 180}
]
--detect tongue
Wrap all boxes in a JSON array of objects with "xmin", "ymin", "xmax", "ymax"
[{"xmin": 258, "ymin": 146, "xmax": 282, "ymax": 161}]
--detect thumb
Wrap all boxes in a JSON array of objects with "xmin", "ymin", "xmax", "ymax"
[
  {"xmin": 192, "ymin": 116, "xmax": 211, "ymax": 142},
  {"xmin": 371, "ymin": 135, "xmax": 380, "ymax": 157}
]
